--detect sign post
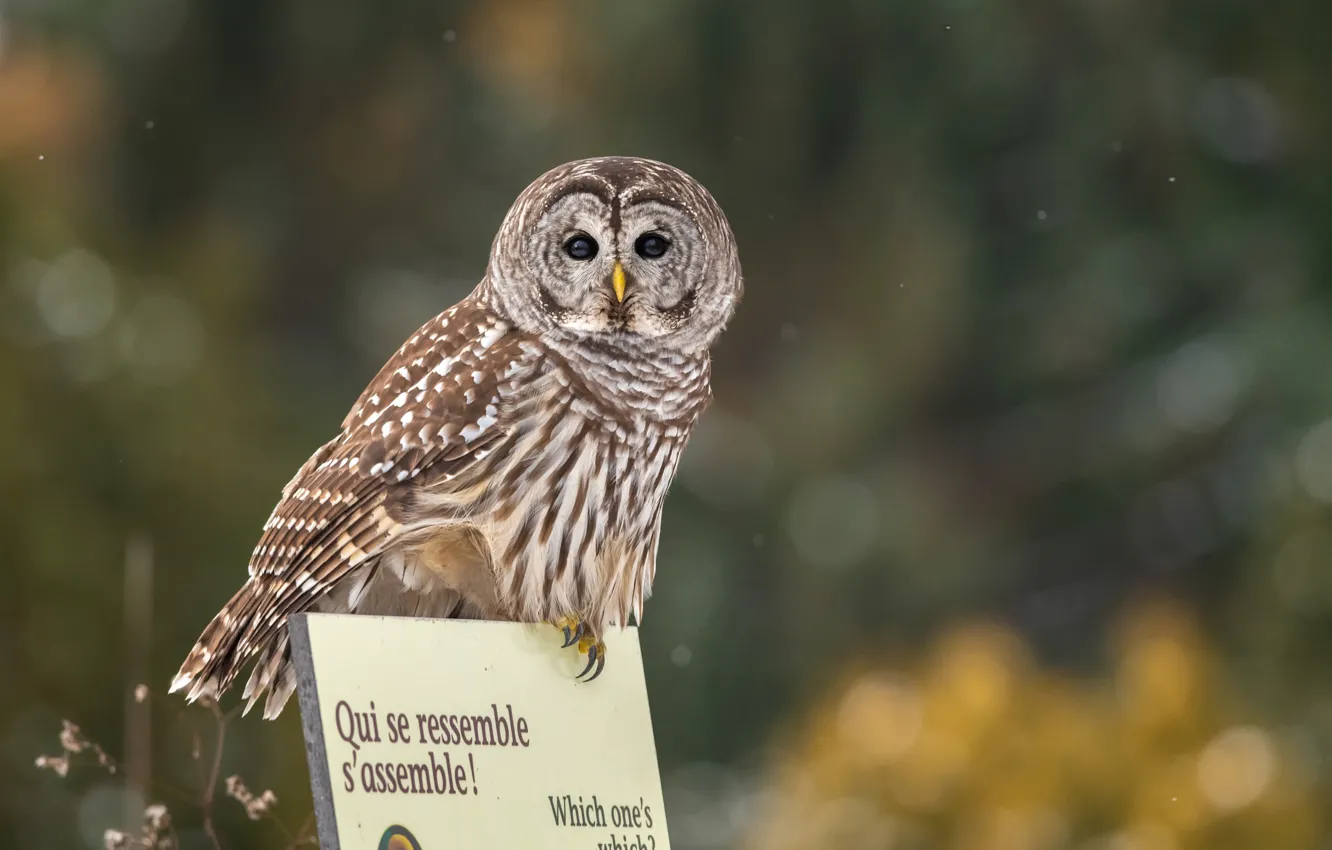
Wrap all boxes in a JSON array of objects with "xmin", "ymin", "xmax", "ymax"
[{"xmin": 288, "ymin": 613, "xmax": 672, "ymax": 850}]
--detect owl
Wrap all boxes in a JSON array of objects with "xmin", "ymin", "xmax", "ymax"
[{"xmin": 169, "ymin": 156, "xmax": 743, "ymax": 719}]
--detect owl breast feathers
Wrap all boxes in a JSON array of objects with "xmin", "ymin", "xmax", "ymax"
[{"xmin": 170, "ymin": 156, "xmax": 743, "ymax": 718}]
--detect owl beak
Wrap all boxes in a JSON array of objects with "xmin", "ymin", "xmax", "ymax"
[{"xmin": 611, "ymin": 261, "xmax": 627, "ymax": 303}]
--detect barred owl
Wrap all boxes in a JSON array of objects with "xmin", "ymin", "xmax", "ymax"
[{"xmin": 170, "ymin": 156, "xmax": 743, "ymax": 719}]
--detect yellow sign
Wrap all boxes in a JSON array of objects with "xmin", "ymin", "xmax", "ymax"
[{"xmin": 289, "ymin": 613, "xmax": 672, "ymax": 850}]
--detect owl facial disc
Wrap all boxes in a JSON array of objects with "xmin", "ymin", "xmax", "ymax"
[{"xmin": 486, "ymin": 156, "xmax": 743, "ymax": 355}]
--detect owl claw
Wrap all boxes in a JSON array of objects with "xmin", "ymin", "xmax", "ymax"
[
  {"xmin": 554, "ymin": 616, "xmax": 585, "ymax": 648},
  {"xmin": 577, "ymin": 639, "xmax": 606, "ymax": 682},
  {"xmin": 551, "ymin": 617, "xmax": 605, "ymax": 681}
]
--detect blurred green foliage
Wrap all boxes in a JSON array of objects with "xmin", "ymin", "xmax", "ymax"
[{"xmin": 3, "ymin": 0, "xmax": 1332, "ymax": 847}]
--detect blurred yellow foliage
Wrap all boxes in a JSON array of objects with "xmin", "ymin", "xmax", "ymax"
[{"xmin": 745, "ymin": 600, "xmax": 1322, "ymax": 850}]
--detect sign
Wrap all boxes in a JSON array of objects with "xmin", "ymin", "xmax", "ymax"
[{"xmin": 288, "ymin": 613, "xmax": 672, "ymax": 850}]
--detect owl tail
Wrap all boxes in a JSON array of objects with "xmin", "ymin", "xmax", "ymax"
[{"xmin": 169, "ymin": 579, "xmax": 299, "ymax": 720}]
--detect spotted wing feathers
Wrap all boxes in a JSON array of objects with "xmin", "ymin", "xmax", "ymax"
[{"xmin": 169, "ymin": 298, "xmax": 535, "ymax": 716}]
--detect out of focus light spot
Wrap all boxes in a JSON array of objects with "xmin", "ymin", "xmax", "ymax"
[
  {"xmin": 779, "ymin": 322, "xmax": 799, "ymax": 343},
  {"xmin": 671, "ymin": 645, "xmax": 692, "ymax": 667},
  {"xmin": 1295, "ymin": 419, "xmax": 1332, "ymax": 503},
  {"xmin": 679, "ymin": 410, "xmax": 775, "ymax": 509},
  {"xmin": 752, "ymin": 533, "xmax": 766, "ymax": 548},
  {"xmin": 1119, "ymin": 634, "xmax": 1192, "ymax": 724},
  {"xmin": 1193, "ymin": 77, "xmax": 1282, "ymax": 164},
  {"xmin": 1155, "ymin": 338, "xmax": 1244, "ymax": 433},
  {"xmin": 930, "ymin": 624, "xmax": 1025, "ymax": 724},
  {"xmin": 786, "ymin": 475, "xmax": 878, "ymax": 570},
  {"xmin": 118, "ymin": 293, "xmax": 204, "ymax": 384},
  {"xmin": 444, "ymin": 29, "xmax": 457, "ymax": 42},
  {"xmin": 1272, "ymin": 528, "xmax": 1332, "ymax": 613},
  {"xmin": 35, "ymin": 249, "xmax": 116, "ymax": 339},
  {"xmin": 1196, "ymin": 726, "xmax": 1275, "ymax": 811},
  {"xmin": 837, "ymin": 673, "xmax": 922, "ymax": 762},
  {"xmin": 1116, "ymin": 605, "xmax": 1201, "ymax": 729}
]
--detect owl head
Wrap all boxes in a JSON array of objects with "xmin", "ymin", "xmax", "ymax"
[{"xmin": 483, "ymin": 156, "xmax": 743, "ymax": 355}]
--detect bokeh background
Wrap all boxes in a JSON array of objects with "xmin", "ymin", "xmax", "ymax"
[{"xmin": 4, "ymin": 0, "xmax": 1330, "ymax": 847}]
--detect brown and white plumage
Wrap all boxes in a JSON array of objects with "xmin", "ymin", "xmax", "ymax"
[{"xmin": 170, "ymin": 156, "xmax": 743, "ymax": 719}]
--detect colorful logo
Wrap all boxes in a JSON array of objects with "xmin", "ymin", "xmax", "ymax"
[{"xmin": 378, "ymin": 825, "xmax": 422, "ymax": 850}]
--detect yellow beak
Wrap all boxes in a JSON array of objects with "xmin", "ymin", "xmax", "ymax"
[{"xmin": 612, "ymin": 261, "xmax": 626, "ymax": 303}]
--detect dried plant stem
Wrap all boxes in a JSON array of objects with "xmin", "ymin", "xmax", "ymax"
[
  {"xmin": 38, "ymin": 688, "xmax": 310, "ymax": 850},
  {"xmin": 196, "ymin": 701, "xmax": 227, "ymax": 850}
]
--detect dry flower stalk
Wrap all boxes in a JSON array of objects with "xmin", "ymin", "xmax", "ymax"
[
  {"xmin": 225, "ymin": 775, "xmax": 280, "ymax": 821},
  {"xmin": 34, "ymin": 683, "xmax": 318, "ymax": 850}
]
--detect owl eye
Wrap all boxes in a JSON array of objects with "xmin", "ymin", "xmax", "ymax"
[
  {"xmin": 634, "ymin": 233, "xmax": 670, "ymax": 259},
  {"xmin": 564, "ymin": 235, "xmax": 598, "ymax": 261}
]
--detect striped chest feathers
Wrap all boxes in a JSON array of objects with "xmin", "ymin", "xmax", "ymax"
[
  {"xmin": 417, "ymin": 343, "xmax": 707, "ymax": 628},
  {"xmin": 487, "ymin": 392, "xmax": 688, "ymax": 625}
]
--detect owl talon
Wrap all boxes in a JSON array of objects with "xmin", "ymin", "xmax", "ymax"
[
  {"xmin": 554, "ymin": 616, "xmax": 585, "ymax": 648},
  {"xmin": 552, "ymin": 617, "xmax": 605, "ymax": 681},
  {"xmin": 577, "ymin": 640, "xmax": 606, "ymax": 681},
  {"xmin": 564, "ymin": 621, "xmax": 587, "ymax": 648}
]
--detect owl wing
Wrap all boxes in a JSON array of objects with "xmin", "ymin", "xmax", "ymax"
[{"xmin": 170, "ymin": 296, "xmax": 540, "ymax": 704}]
